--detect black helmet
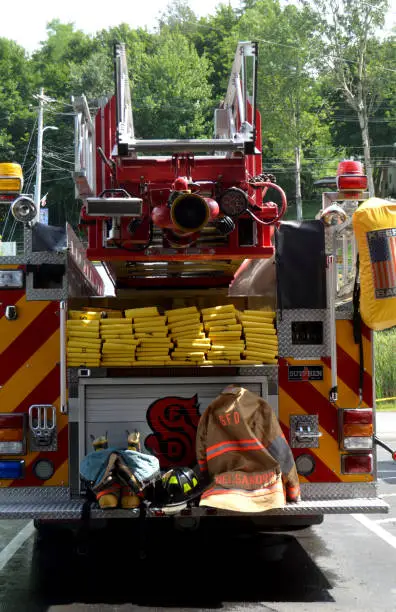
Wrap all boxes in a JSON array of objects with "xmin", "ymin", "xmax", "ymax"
[{"xmin": 161, "ymin": 467, "xmax": 199, "ymax": 505}]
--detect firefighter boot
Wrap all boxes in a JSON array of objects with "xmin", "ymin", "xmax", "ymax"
[
  {"xmin": 121, "ymin": 487, "xmax": 141, "ymax": 509},
  {"xmin": 126, "ymin": 429, "xmax": 141, "ymax": 452},
  {"xmin": 96, "ymin": 483, "xmax": 121, "ymax": 509}
]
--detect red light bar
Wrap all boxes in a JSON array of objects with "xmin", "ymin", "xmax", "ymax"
[
  {"xmin": 343, "ymin": 409, "xmax": 372, "ymax": 425},
  {"xmin": 342, "ymin": 454, "xmax": 373, "ymax": 474}
]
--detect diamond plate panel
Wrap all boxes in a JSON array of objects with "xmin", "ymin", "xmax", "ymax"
[
  {"xmin": 336, "ymin": 303, "xmax": 353, "ymax": 319},
  {"xmin": 25, "ymin": 272, "xmax": 68, "ymax": 301},
  {"xmin": 0, "ymin": 486, "xmax": 69, "ymax": 502},
  {"xmin": 0, "ymin": 256, "xmax": 26, "ymax": 264},
  {"xmin": 277, "ymin": 308, "xmax": 330, "ymax": 359},
  {"xmin": 238, "ymin": 366, "xmax": 278, "ymax": 381},
  {"xmin": 290, "ymin": 414, "xmax": 320, "ymax": 448},
  {"xmin": 0, "ymin": 497, "xmax": 388, "ymax": 519},
  {"xmin": 300, "ymin": 482, "xmax": 378, "ymax": 500}
]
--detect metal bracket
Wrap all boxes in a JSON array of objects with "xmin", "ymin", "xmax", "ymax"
[{"xmin": 29, "ymin": 405, "xmax": 57, "ymax": 451}]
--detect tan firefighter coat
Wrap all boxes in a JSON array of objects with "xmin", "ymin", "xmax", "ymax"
[{"xmin": 196, "ymin": 386, "xmax": 301, "ymax": 512}]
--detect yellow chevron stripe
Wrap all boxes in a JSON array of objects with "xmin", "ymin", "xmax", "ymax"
[
  {"xmin": 322, "ymin": 360, "xmax": 370, "ymax": 409},
  {"xmin": 279, "ymin": 387, "xmax": 373, "ymax": 482},
  {"xmin": 0, "ymin": 330, "xmax": 60, "ymax": 411},
  {"xmin": 45, "ymin": 458, "xmax": 69, "ymax": 487},
  {"xmin": 336, "ymin": 320, "xmax": 373, "ymax": 376},
  {"xmin": 0, "ymin": 296, "xmax": 51, "ymax": 354}
]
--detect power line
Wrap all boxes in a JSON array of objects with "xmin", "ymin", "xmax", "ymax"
[{"xmin": 21, "ymin": 117, "xmax": 38, "ymax": 169}]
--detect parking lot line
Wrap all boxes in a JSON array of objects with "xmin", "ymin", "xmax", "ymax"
[
  {"xmin": 352, "ymin": 514, "xmax": 396, "ymax": 550},
  {"xmin": 0, "ymin": 521, "xmax": 34, "ymax": 571}
]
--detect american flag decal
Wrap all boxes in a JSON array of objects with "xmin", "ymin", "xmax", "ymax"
[{"xmin": 367, "ymin": 227, "xmax": 396, "ymax": 299}]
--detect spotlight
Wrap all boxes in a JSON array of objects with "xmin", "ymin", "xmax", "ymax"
[{"xmin": 11, "ymin": 196, "xmax": 37, "ymax": 225}]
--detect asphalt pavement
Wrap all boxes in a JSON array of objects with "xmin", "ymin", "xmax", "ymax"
[{"xmin": 0, "ymin": 415, "xmax": 395, "ymax": 612}]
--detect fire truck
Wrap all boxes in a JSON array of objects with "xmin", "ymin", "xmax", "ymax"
[{"xmin": 0, "ymin": 41, "xmax": 390, "ymax": 529}]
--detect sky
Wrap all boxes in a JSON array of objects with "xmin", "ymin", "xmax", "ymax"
[{"xmin": 0, "ymin": 0, "xmax": 241, "ymax": 54}]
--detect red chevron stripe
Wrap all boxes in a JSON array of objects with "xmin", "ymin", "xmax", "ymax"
[
  {"xmin": 11, "ymin": 424, "xmax": 68, "ymax": 487},
  {"xmin": 361, "ymin": 322, "xmax": 372, "ymax": 343},
  {"xmin": 323, "ymin": 346, "xmax": 373, "ymax": 406},
  {"xmin": 0, "ymin": 302, "xmax": 59, "ymax": 386},
  {"xmin": 280, "ymin": 423, "xmax": 341, "ymax": 482},
  {"xmin": 278, "ymin": 361, "xmax": 338, "ymax": 442},
  {"xmin": 11, "ymin": 365, "xmax": 60, "ymax": 414}
]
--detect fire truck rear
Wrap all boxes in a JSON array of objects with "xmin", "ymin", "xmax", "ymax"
[{"xmin": 0, "ymin": 42, "xmax": 389, "ymax": 526}]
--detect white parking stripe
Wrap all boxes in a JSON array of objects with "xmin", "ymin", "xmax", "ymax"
[
  {"xmin": 0, "ymin": 521, "xmax": 35, "ymax": 571},
  {"xmin": 352, "ymin": 514, "xmax": 396, "ymax": 550}
]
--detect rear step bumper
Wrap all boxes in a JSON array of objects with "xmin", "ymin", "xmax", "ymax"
[{"xmin": 0, "ymin": 488, "xmax": 388, "ymax": 519}]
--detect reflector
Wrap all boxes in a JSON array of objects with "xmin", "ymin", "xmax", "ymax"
[
  {"xmin": 0, "ymin": 428, "xmax": 23, "ymax": 442},
  {"xmin": 0, "ymin": 442, "xmax": 24, "ymax": 454},
  {"xmin": 343, "ymin": 409, "xmax": 372, "ymax": 425},
  {"xmin": 343, "ymin": 437, "xmax": 373, "ymax": 450},
  {"xmin": 342, "ymin": 453, "xmax": 372, "ymax": 474},
  {"xmin": 343, "ymin": 423, "xmax": 373, "ymax": 437}
]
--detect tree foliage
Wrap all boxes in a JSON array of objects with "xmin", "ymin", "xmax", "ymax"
[
  {"xmin": 0, "ymin": 0, "xmax": 394, "ymax": 233},
  {"xmin": 307, "ymin": 0, "xmax": 391, "ymax": 196}
]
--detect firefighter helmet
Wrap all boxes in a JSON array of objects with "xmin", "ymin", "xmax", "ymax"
[{"xmin": 161, "ymin": 467, "xmax": 199, "ymax": 505}]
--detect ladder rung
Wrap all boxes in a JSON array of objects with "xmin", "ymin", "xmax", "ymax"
[{"xmin": 125, "ymin": 139, "xmax": 246, "ymax": 154}]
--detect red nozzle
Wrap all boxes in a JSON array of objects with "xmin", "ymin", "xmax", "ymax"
[{"xmin": 173, "ymin": 177, "xmax": 189, "ymax": 191}]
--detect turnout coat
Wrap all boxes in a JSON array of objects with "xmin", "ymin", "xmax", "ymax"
[{"xmin": 196, "ymin": 386, "xmax": 300, "ymax": 512}]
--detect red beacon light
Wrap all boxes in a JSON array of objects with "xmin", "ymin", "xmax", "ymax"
[{"xmin": 336, "ymin": 160, "xmax": 368, "ymax": 192}]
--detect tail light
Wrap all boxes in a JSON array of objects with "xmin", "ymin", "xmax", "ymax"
[
  {"xmin": 341, "ymin": 409, "xmax": 373, "ymax": 450},
  {"xmin": 0, "ymin": 414, "xmax": 26, "ymax": 455},
  {"xmin": 342, "ymin": 454, "xmax": 373, "ymax": 474}
]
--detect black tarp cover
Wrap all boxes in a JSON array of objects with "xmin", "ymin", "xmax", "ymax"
[
  {"xmin": 31, "ymin": 223, "xmax": 67, "ymax": 252},
  {"xmin": 275, "ymin": 221, "xmax": 326, "ymax": 309}
]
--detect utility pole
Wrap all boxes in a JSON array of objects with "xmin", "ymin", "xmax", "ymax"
[
  {"xmin": 294, "ymin": 57, "xmax": 303, "ymax": 223},
  {"xmin": 295, "ymin": 144, "xmax": 303, "ymax": 222},
  {"xmin": 34, "ymin": 88, "xmax": 45, "ymax": 224},
  {"xmin": 33, "ymin": 89, "xmax": 58, "ymax": 224}
]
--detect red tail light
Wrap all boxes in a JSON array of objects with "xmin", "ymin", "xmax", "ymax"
[
  {"xmin": 341, "ymin": 409, "xmax": 373, "ymax": 450},
  {"xmin": 343, "ymin": 409, "xmax": 372, "ymax": 425},
  {"xmin": 342, "ymin": 454, "xmax": 373, "ymax": 474}
]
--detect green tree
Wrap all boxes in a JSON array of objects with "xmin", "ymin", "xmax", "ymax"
[
  {"xmin": 0, "ymin": 38, "xmax": 35, "ymax": 161},
  {"xmin": 308, "ymin": 0, "xmax": 391, "ymax": 197},
  {"xmin": 158, "ymin": 0, "xmax": 198, "ymax": 30},
  {"xmin": 238, "ymin": 1, "xmax": 335, "ymax": 218},
  {"xmin": 135, "ymin": 31, "xmax": 213, "ymax": 139},
  {"xmin": 193, "ymin": 5, "xmax": 240, "ymax": 104}
]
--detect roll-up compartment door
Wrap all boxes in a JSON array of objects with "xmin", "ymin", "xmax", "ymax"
[{"xmin": 81, "ymin": 376, "xmax": 268, "ymax": 468}]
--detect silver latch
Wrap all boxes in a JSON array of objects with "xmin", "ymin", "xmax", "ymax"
[
  {"xmin": 296, "ymin": 425, "xmax": 323, "ymax": 441},
  {"xmin": 29, "ymin": 405, "xmax": 57, "ymax": 451}
]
